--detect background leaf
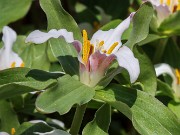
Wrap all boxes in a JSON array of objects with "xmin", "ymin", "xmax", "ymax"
[
  {"xmin": 0, "ymin": 68, "xmax": 61, "ymax": 99},
  {"xmin": 83, "ymin": 104, "xmax": 111, "ymax": 135},
  {"xmin": 36, "ymin": 75, "xmax": 95, "ymax": 115},
  {"xmin": 0, "ymin": 0, "xmax": 32, "ymax": 31},
  {"xmin": 40, "ymin": 0, "xmax": 82, "ymax": 77},
  {"xmin": 133, "ymin": 46, "xmax": 157, "ymax": 96},
  {"xmin": 125, "ymin": 2, "xmax": 153, "ymax": 49},
  {"xmin": 95, "ymin": 84, "xmax": 180, "ymax": 135},
  {"xmin": 0, "ymin": 100, "xmax": 19, "ymax": 133}
]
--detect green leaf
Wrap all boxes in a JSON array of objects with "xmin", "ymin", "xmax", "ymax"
[
  {"xmin": 0, "ymin": 0, "xmax": 32, "ymax": 31},
  {"xmin": 13, "ymin": 36, "xmax": 51, "ymax": 71},
  {"xmin": 138, "ymin": 34, "xmax": 167, "ymax": 46},
  {"xmin": 36, "ymin": 75, "xmax": 95, "ymax": 115},
  {"xmin": 95, "ymin": 84, "xmax": 180, "ymax": 135},
  {"xmin": 133, "ymin": 46, "xmax": 157, "ymax": 96},
  {"xmin": 40, "ymin": 0, "xmax": 82, "ymax": 77},
  {"xmin": 156, "ymin": 79, "xmax": 174, "ymax": 98},
  {"xmin": 0, "ymin": 100, "xmax": 19, "ymax": 133},
  {"xmin": 15, "ymin": 122, "xmax": 53, "ymax": 135},
  {"xmin": 83, "ymin": 104, "xmax": 111, "ymax": 135},
  {"xmin": 0, "ymin": 68, "xmax": 61, "ymax": 100},
  {"xmin": 125, "ymin": 2, "xmax": 154, "ymax": 49},
  {"xmin": 158, "ymin": 11, "xmax": 180, "ymax": 35},
  {"xmin": 168, "ymin": 100, "xmax": 180, "ymax": 118}
]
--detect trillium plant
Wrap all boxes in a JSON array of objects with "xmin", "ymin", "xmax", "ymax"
[{"xmin": 0, "ymin": 0, "xmax": 180, "ymax": 135}]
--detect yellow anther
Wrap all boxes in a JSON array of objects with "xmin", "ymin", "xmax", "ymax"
[
  {"xmin": 99, "ymin": 41, "xmax": 104, "ymax": 47},
  {"xmin": 106, "ymin": 42, "xmax": 119, "ymax": 54},
  {"xmin": 11, "ymin": 128, "xmax": 15, "ymax": 135},
  {"xmin": 20, "ymin": 62, "xmax": 25, "ymax": 67},
  {"xmin": 11, "ymin": 62, "xmax": 16, "ymax": 68},
  {"xmin": 175, "ymin": 69, "xmax": 180, "ymax": 85},
  {"xmin": 82, "ymin": 30, "xmax": 91, "ymax": 63},
  {"xmin": 166, "ymin": 0, "xmax": 170, "ymax": 6}
]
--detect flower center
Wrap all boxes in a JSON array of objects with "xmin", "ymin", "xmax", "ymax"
[
  {"xmin": 82, "ymin": 30, "xmax": 119, "ymax": 63},
  {"xmin": 160, "ymin": 0, "xmax": 180, "ymax": 12},
  {"xmin": 175, "ymin": 69, "xmax": 180, "ymax": 85},
  {"xmin": 82, "ymin": 30, "xmax": 92, "ymax": 63}
]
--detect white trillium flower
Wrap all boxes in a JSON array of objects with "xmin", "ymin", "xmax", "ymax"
[
  {"xmin": 0, "ymin": 26, "xmax": 24, "ymax": 70},
  {"xmin": 143, "ymin": 0, "xmax": 180, "ymax": 24},
  {"xmin": 155, "ymin": 63, "xmax": 180, "ymax": 98},
  {"xmin": 26, "ymin": 12, "xmax": 140, "ymax": 87}
]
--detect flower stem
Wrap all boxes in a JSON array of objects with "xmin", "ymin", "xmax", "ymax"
[{"xmin": 69, "ymin": 103, "xmax": 87, "ymax": 135}]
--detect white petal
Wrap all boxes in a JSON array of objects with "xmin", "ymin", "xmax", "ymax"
[
  {"xmin": 154, "ymin": 63, "xmax": 176, "ymax": 79},
  {"xmin": 0, "ymin": 132, "xmax": 9, "ymax": 135},
  {"xmin": 90, "ymin": 12, "xmax": 134, "ymax": 52},
  {"xmin": 26, "ymin": 29, "xmax": 74, "ymax": 44},
  {"xmin": 2, "ymin": 26, "xmax": 17, "ymax": 51},
  {"xmin": 115, "ymin": 46, "xmax": 140, "ymax": 83},
  {"xmin": 143, "ymin": 0, "xmax": 161, "ymax": 6},
  {"xmin": 0, "ymin": 26, "xmax": 23, "ymax": 70},
  {"xmin": 154, "ymin": 5, "xmax": 170, "ymax": 24}
]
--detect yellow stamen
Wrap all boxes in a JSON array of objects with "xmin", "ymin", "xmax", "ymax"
[
  {"xmin": 99, "ymin": 41, "xmax": 104, "ymax": 47},
  {"xmin": 106, "ymin": 42, "xmax": 119, "ymax": 54},
  {"xmin": 82, "ymin": 30, "xmax": 91, "ymax": 63},
  {"xmin": 175, "ymin": 69, "xmax": 180, "ymax": 85},
  {"xmin": 166, "ymin": 0, "xmax": 170, "ymax": 6},
  {"xmin": 11, "ymin": 62, "xmax": 16, "ymax": 68},
  {"xmin": 11, "ymin": 128, "xmax": 15, "ymax": 135},
  {"xmin": 20, "ymin": 62, "xmax": 25, "ymax": 67}
]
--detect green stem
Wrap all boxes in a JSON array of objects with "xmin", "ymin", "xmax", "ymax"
[{"xmin": 69, "ymin": 104, "xmax": 87, "ymax": 135}]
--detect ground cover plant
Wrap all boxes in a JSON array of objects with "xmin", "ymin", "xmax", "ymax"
[{"xmin": 0, "ymin": 0, "xmax": 180, "ymax": 135}]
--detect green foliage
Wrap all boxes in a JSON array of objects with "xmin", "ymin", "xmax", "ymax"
[
  {"xmin": 95, "ymin": 84, "xmax": 180, "ymax": 135},
  {"xmin": 36, "ymin": 75, "xmax": 95, "ymax": 115},
  {"xmin": 83, "ymin": 104, "xmax": 111, "ymax": 135},
  {"xmin": 0, "ymin": 0, "xmax": 32, "ymax": 31},
  {"xmin": 0, "ymin": 68, "xmax": 61, "ymax": 99},
  {"xmin": 125, "ymin": 2, "xmax": 154, "ymax": 49},
  {"xmin": 0, "ymin": 100, "xmax": 19, "ymax": 133}
]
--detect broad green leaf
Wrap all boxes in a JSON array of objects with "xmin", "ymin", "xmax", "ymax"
[
  {"xmin": 0, "ymin": 68, "xmax": 61, "ymax": 99},
  {"xmin": 82, "ymin": 104, "xmax": 111, "ymax": 135},
  {"xmin": 168, "ymin": 100, "xmax": 180, "ymax": 118},
  {"xmin": 15, "ymin": 122, "xmax": 53, "ymax": 135},
  {"xmin": 0, "ymin": 0, "xmax": 32, "ymax": 31},
  {"xmin": 40, "ymin": 0, "xmax": 82, "ymax": 77},
  {"xmin": 138, "ymin": 34, "xmax": 167, "ymax": 46},
  {"xmin": 158, "ymin": 11, "xmax": 180, "ymax": 35},
  {"xmin": 95, "ymin": 84, "xmax": 180, "ymax": 135},
  {"xmin": 36, "ymin": 75, "xmax": 95, "ymax": 115},
  {"xmin": 125, "ymin": 2, "xmax": 153, "ymax": 49},
  {"xmin": 156, "ymin": 79, "xmax": 174, "ymax": 99},
  {"xmin": 13, "ymin": 36, "xmax": 51, "ymax": 71},
  {"xmin": 133, "ymin": 46, "xmax": 157, "ymax": 96},
  {"xmin": 0, "ymin": 100, "xmax": 19, "ymax": 133}
]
